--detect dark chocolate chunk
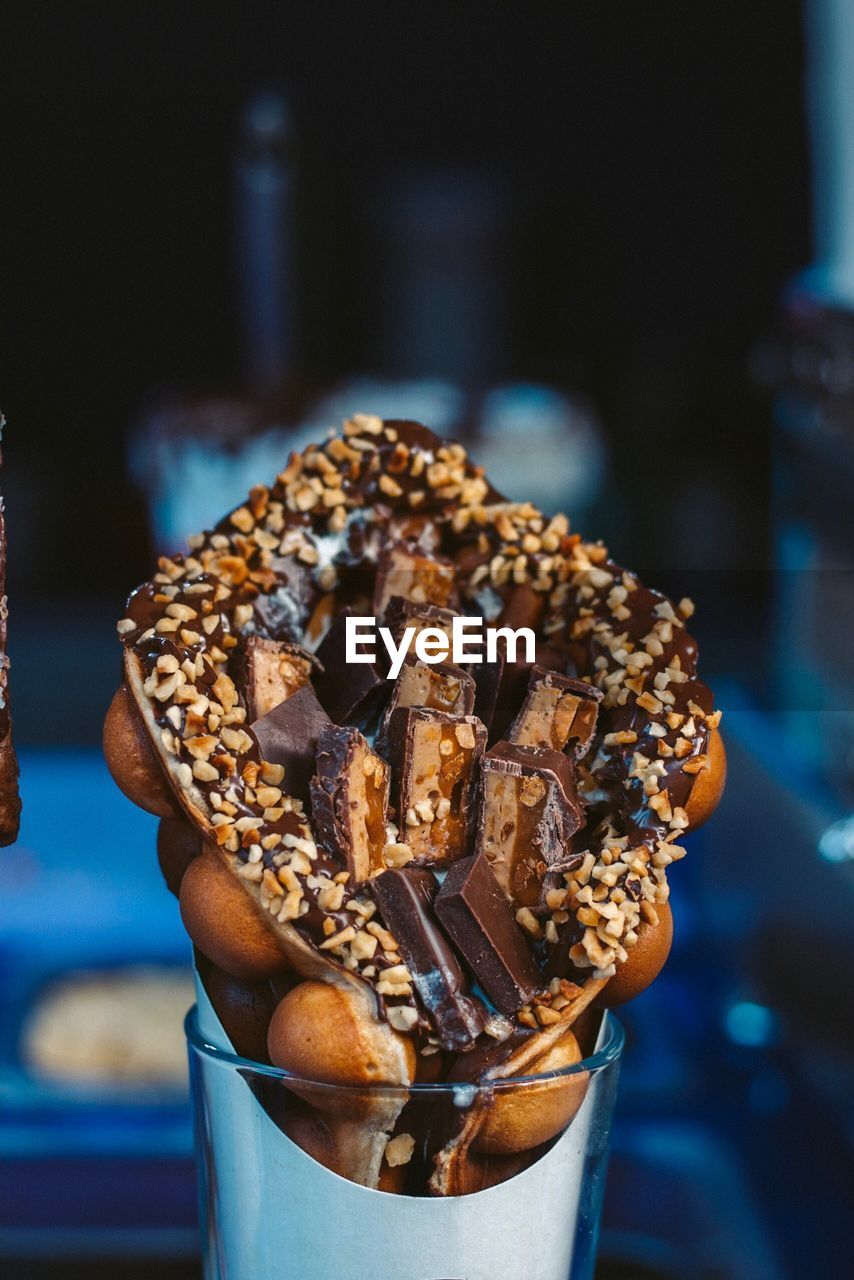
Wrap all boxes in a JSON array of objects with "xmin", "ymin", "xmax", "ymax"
[
  {"xmin": 373, "ymin": 541, "xmax": 459, "ymax": 619},
  {"xmin": 310, "ymin": 724, "xmax": 390, "ymax": 883},
  {"xmin": 476, "ymin": 741, "xmax": 584, "ymax": 912},
  {"xmin": 371, "ymin": 868, "xmax": 486, "ymax": 1051},
  {"xmin": 508, "ymin": 666, "xmax": 602, "ymax": 759},
  {"xmin": 472, "ymin": 634, "xmax": 534, "ymax": 744},
  {"xmin": 251, "ymin": 684, "xmax": 331, "ymax": 804},
  {"xmin": 377, "ymin": 658, "xmax": 475, "ymax": 751},
  {"xmin": 313, "ymin": 610, "xmax": 389, "ymax": 725},
  {"xmin": 386, "ymin": 707, "xmax": 486, "ymax": 868},
  {"xmin": 237, "ymin": 636, "xmax": 318, "ymax": 721},
  {"xmin": 435, "ymin": 855, "xmax": 541, "ymax": 1016}
]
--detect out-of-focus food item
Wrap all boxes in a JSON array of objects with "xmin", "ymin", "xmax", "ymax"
[
  {"xmin": 23, "ymin": 968, "xmax": 195, "ymax": 1089},
  {"xmin": 195, "ymin": 953, "xmax": 284, "ymax": 1062}
]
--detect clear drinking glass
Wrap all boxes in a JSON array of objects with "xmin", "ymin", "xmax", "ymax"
[{"xmin": 186, "ymin": 1005, "xmax": 624, "ymax": 1280}]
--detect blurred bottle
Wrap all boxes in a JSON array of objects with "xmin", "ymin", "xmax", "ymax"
[
  {"xmin": 368, "ymin": 167, "xmax": 510, "ymax": 385},
  {"xmin": 130, "ymin": 88, "xmax": 321, "ymax": 552},
  {"xmin": 363, "ymin": 167, "xmax": 607, "ymax": 521},
  {"xmin": 235, "ymin": 89, "xmax": 298, "ymax": 396}
]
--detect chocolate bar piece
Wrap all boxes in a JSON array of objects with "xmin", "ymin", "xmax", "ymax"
[
  {"xmin": 313, "ymin": 610, "xmax": 389, "ymax": 725},
  {"xmin": 435, "ymin": 855, "xmax": 541, "ymax": 1016},
  {"xmin": 371, "ymin": 868, "xmax": 485, "ymax": 1051},
  {"xmin": 310, "ymin": 724, "xmax": 390, "ymax": 884},
  {"xmin": 383, "ymin": 597, "xmax": 459, "ymax": 670},
  {"xmin": 386, "ymin": 707, "xmax": 486, "ymax": 868},
  {"xmin": 474, "ymin": 635, "xmax": 567, "ymax": 744},
  {"xmin": 476, "ymin": 741, "xmax": 584, "ymax": 911},
  {"xmin": 385, "ymin": 597, "xmax": 458, "ymax": 642},
  {"xmin": 373, "ymin": 541, "xmax": 458, "ymax": 618},
  {"xmin": 238, "ymin": 636, "xmax": 318, "ymax": 721},
  {"xmin": 377, "ymin": 658, "xmax": 475, "ymax": 751},
  {"xmin": 508, "ymin": 666, "xmax": 602, "ymax": 759},
  {"xmin": 251, "ymin": 685, "xmax": 331, "ymax": 804}
]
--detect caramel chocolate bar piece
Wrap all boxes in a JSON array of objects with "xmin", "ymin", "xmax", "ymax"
[
  {"xmin": 377, "ymin": 658, "xmax": 475, "ymax": 750},
  {"xmin": 310, "ymin": 724, "xmax": 390, "ymax": 884},
  {"xmin": 238, "ymin": 636, "xmax": 318, "ymax": 721},
  {"xmin": 474, "ymin": 637, "xmax": 568, "ymax": 743},
  {"xmin": 476, "ymin": 741, "xmax": 584, "ymax": 911},
  {"xmin": 386, "ymin": 707, "xmax": 486, "ymax": 868},
  {"xmin": 435, "ymin": 854, "xmax": 541, "ymax": 1016},
  {"xmin": 251, "ymin": 685, "xmax": 331, "ymax": 804},
  {"xmin": 383, "ymin": 596, "xmax": 459, "ymax": 670},
  {"xmin": 371, "ymin": 868, "xmax": 485, "ymax": 1051},
  {"xmin": 508, "ymin": 666, "xmax": 602, "ymax": 760},
  {"xmin": 385, "ymin": 597, "xmax": 458, "ymax": 643},
  {"xmin": 313, "ymin": 610, "xmax": 388, "ymax": 725},
  {"xmin": 373, "ymin": 541, "xmax": 458, "ymax": 618}
]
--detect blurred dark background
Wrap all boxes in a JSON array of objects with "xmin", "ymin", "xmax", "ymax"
[
  {"xmin": 2, "ymin": 4, "xmax": 853, "ymax": 1279},
  {"xmin": 1, "ymin": 2, "xmax": 807, "ymax": 618}
]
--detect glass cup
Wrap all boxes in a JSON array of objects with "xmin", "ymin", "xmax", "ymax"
[{"xmin": 186, "ymin": 1005, "xmax": 624, "ymax": 1280}]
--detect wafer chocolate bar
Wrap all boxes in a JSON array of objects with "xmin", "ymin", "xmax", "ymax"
[
  {"xmin": 371, "ymin": 867, "xmax": 485, "ymax": 1051},
  {"xmin": 386, "ymin": 707, "xmax": 486, "ymax": 868},
  {"xmin": 310, "ymin": 724, "xmax": 390, "ymax": 884},
  {"xmin": 476, "ymin": 741, "xmax": 584, "ymax": 911}
]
